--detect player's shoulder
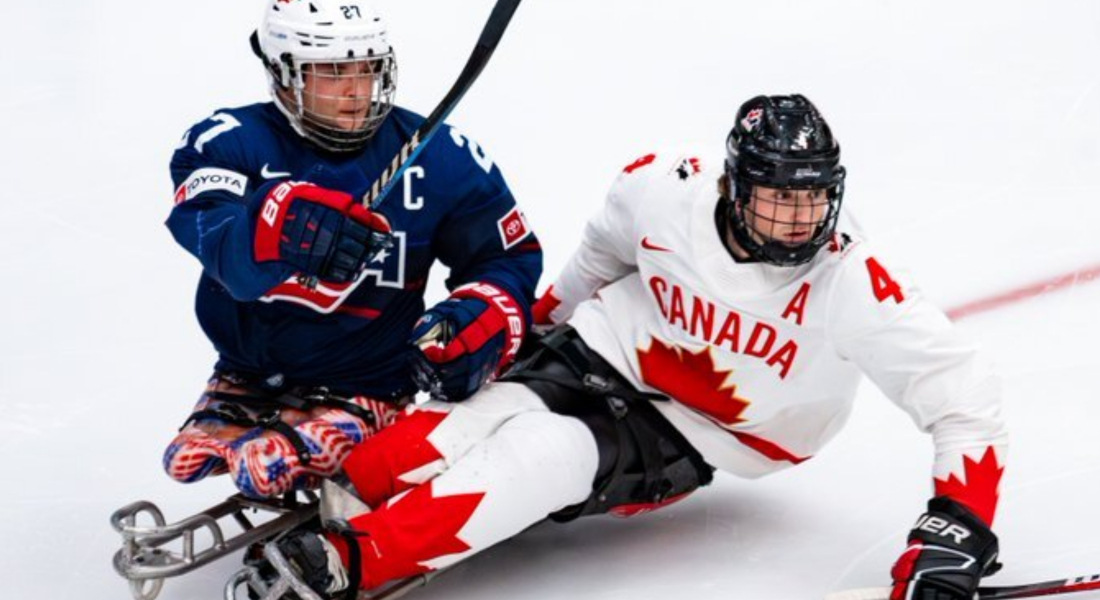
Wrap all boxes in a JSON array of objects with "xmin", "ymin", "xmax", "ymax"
[
  {"xmin": 390, "ymin": 106, "xmax": 508, "ymax": 191},
  {"xmin": 384, "ymin": 105, "xmax": 428, "ymax": 134},
  {"xmin": 812, "ymin": 232, "xmax": 922, "ymax": 329},
  {"xmin": 614, "ymin": 146, "xmax": 717, "ymax": 185},
  {"xmin": 811, "ymin": 230, "xmax": 866, "ymax": 267},
  {"xmin": 172, "ymin": 102, "xmax": 285, "ymax": 168},
  {"xmin": 815, "ymin": 232, "xmax": 902, "ymax": 275},
  {"xmin": 810, "ymin": 231, "xmax": 890, "ymax": 283},
  {"xmin": 605, "ymin": 147, "xmax": 719, "ymax": 215},
  {"xmin": 384, "ymin": 105, "xmax": 481, "ymax": 158},
  {"xmin": 608, "ymin": 147, "xmax": 717, "ymax": 196}
]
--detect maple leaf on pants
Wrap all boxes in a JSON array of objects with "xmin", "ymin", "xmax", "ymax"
[
  {"xmin": 342, "ymin": 480, "xmax": 486, "ymax": 589},
  {"xmin": 637, "ymin": 338, "xmax": 751, "ymax": 425},
  {"xmin": 342, "ymin": 409, "xmax": 449, "ymax": 508},
  {"xmin": 934, "ymin": 446, "xmax": 1005, "ymax": 525}
]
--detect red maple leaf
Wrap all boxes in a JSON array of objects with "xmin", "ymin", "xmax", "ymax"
[
  {"xmin": 637, "ymin": 338, "xmax": 751, "ymax": 425},
  {"xmin": 341, "ymin": 409, "xmax": 448, "ymax": 508},
  {"xmin": 934, "ymin": 446, "xmax": 1004, "ymax": 526},
  {"xmin": 345, "ymin": 480, "xmax": 486, "ymax": 588}
]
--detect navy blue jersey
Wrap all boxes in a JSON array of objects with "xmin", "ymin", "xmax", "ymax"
[{"xmin": 168, "ymin": 103, "xmax": 542, "ymax": 398}]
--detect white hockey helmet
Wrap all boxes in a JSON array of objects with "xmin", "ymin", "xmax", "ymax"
[{"xmin": 253, "ymin": 0, "xmax": 398, "ymax": 152}]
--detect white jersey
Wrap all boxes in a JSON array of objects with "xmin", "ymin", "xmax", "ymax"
[{"xmin": 544, "ymin": 151, "xmax": 1007, "ymax": 522}]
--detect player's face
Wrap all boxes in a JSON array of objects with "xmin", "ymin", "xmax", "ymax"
[
  {"xmin": 744, "ymin": 185, "xmax": 831, "ymax": 247},
  {"xmin": 300, "ymin": 60, "xmax": 377, "ymax": 131}
]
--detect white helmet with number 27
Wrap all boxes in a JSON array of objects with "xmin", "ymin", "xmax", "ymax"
[{"xmin": 253, "ymin": 0, "xmax": 398, "ymax": 153}]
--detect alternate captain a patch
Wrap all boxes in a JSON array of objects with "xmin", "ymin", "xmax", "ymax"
[{"xmin": 497, "ymin": 207, "xmax": 531, "ymax": 250}]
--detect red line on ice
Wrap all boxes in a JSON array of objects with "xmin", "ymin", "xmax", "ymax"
[{"xmin": 947, "ymin": 262, "xmax": 1100, "ymax": 320}]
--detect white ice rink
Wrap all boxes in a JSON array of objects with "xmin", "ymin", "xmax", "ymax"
[{"xmin": 2, "ymin": 1, "xmax": 1099, "ymax": 599}]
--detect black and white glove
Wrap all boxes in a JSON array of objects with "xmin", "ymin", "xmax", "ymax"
[{"xmin": 890, "ymin": 497, "xmax": 1001, "ymax": 600}]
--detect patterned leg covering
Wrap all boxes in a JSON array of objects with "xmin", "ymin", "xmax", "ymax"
[
  {"xmin": 163, "ymin": 387, "xmax": 240, "ymax": 484},
  {"xmin": 163, "ymin": 376, "xmax": 399, "ymax": 498},
  {"xmin": 163, "ymin": 424, "xmax": 231, "ymax": 483},
  {"xmin": 227, "ymin": 398, "xmax": 397, "ymax": 498}
]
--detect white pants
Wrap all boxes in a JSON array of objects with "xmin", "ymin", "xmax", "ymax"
[{"xmin": 334, "ymin": 382, "xmax": 600, "ymax": 589}]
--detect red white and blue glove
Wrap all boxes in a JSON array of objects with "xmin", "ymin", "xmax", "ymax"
[
  {"xmin": 409, "ymin": 282, "xmax": 526, "ymax": 402},
  {"xmin": 890, "ymin": 497, "xmax": 1001, "ymax": 600},
  {"xmin": 253, "ymin": 181, "xmax": 393, "ymax": 283}
]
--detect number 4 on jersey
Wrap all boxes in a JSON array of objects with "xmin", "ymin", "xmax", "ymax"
[{"xmin": 865, "ymin": 257, "xmax": 905, "ymax": 304}]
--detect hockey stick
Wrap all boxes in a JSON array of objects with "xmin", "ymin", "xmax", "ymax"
[
  {"xmin": 363, "ymin": 0, "xmax": 523, "ymax": 209},
  {"xmin": 826, "ymin": 574, "xmax": 1100, "ymax": 600}
]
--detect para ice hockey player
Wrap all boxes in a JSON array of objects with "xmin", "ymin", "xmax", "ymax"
[
  {"xmin": 161, "ymin": 0, "xmax": 541, "ymax": 499},
  {"xmin": 261, "ymin": 95, "xmax": 1007, "ymax": 600}
]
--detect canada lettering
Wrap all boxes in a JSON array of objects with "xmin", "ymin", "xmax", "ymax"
[{"xmin": 648, "ymin": 276, "xmax": 799, "ymax": 379}]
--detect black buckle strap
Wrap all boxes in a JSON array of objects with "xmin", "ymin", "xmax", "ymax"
[
  {"xmin": 508, "ymin": 327, "xmax": 665, "ymax": 404},
  {"xmin": 182, "ymin": 404, "xmax": 315, "ymax": 467},
  {"xmin": 624, "ymin": 398, "xmax": 714, "ymax": 490},
  {"xmin": 207, "ymin": 387, "xmax": 379, "ymax": 429}
]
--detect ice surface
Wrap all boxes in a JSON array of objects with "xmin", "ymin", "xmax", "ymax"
[{"xmin": 2, "ymin": 1, "xmax": 1098, "ymax": 599}]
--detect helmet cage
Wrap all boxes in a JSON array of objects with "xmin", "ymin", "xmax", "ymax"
[
  {"xmin": 266, "ymin": 52, "xmax": 397, "ymax": 153},
  {"xmin": 726, "ymin": 171, "xmax": 845, "ymax": 266}
]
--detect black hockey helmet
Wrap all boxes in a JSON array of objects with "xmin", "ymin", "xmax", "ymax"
[{"xmin": 723, "ymin": 94, "xmax": 846, "ymax": 266}]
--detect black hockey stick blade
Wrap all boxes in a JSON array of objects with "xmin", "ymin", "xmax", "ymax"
[
  {"xmin": 362, "ymin": 0, "xmax": 523, "ymax": 209},
  {"xmin": 826, "ymin": 573, "xmax": 1100, "ymax": 600}
]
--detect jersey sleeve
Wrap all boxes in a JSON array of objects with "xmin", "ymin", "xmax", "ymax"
[
  {"xmin": 431, "ymin": 127, "xmax": 542, "ymax": 321},
  {"xmin": 166, "ymin": 112, "xmax": 293, "ymax": 301},
  {"xmin": 827, "ymin": 243, "xmax": 1008, "ymax": 526},
  {"xmin": 538, "ymin": 154, "xmax": 654, "ymax": 323}
]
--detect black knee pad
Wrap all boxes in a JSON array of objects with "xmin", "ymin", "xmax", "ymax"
[{"xmin": 504, "ymin": 328, "xmax": 714, "ymax": 522}]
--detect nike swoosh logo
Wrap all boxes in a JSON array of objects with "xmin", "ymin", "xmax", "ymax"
[
  {"xmin": 260, "ymin": 163, "xmax": 292, "ymax": 179},
  {"xmin": 641, "ymin": 236, "xmax": 673, "ymax": 252}
]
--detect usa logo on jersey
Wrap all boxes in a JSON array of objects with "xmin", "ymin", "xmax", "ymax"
[{"xmin": 260, "ymin": 231, "xmax": 408, "ymax": 313}]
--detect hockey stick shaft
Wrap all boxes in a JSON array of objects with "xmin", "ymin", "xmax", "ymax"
[
  {"xmin": 826, "ymin": 574, "xmax": 1100, "ymax": 600},
  {"xmin": 363, "ymin": 0, "xmax": 523, "ymax": 209}
]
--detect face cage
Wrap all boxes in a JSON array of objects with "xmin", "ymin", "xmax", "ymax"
[
  {"xmin": 728, "ymin": 177, "xmax": 844, "ymax": 266},
  {"xmin": 272, "ymin": 54, "xmax": 398, "ymax": 153}
]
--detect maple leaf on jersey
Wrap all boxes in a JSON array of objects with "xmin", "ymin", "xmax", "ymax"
[
  {"xmin": 934, "ymin": 446, "xmax": 1005, "ymax": 526},
  {"xmin": 637, "ymin": 338, "xmax": 751, "ymax": 425}
]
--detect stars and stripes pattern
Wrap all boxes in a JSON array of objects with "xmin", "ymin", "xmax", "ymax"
[{"xmin": 164, "ymin": 394, "xmax": 399, "ymax": 498}]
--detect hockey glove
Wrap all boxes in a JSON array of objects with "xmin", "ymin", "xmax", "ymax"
[
  {"xmin": 890, "ymin": 497, "xmax": 1001, "ymax": 600},
  {"xmin": 409, "ymin": 282, "xmax": 526, "ymax": 402},
  {"xmin": 253, "ymin": 181, "xmax": 393, "ymax": 283}
]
